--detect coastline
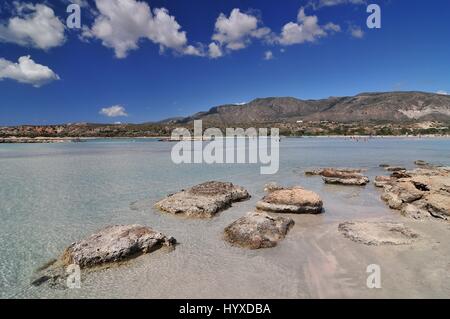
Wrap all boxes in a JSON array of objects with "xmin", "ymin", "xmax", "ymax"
[{"xmin": 1, "ymin": 134, "xmax": 450, "ymax": 143}]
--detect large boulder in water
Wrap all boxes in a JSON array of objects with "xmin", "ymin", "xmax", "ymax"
[
  {"xmin": 32, "ymin": 225, "xmax": 175, "ymax": 287},
  {"xmin": 61, "ymin": 225, "xmax": 175, "ymax": 268},
  {"xmin": 155, "ymin": 181, "xmax": 250, "ymax": 218},
  {"xmin": 224, "ymin": 211, "xmax": 294, "ymax": 249},
  {"xmin": 256, "ymin": 186, "xmax": 323, "ymax": 214}
]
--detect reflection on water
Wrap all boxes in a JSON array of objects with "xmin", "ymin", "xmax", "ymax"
[{"xmin": 0, "ymin": 137, "xmax": 449, "ymax": 298}]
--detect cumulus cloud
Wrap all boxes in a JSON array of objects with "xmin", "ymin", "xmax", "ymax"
[
  {"xmin": 0, "ymin": 3, "xmax": 65, "ymax": 50},
  {"xmin": 84, "ymin": 0, "xmax": 201, "ymax": 58},
  {"xmin": 0, "ymin": 55, "xmax": 60, "ymax": 87},
  {"xmin": 264, "ymin": 50, "xmax": 274, "ymax": 60},
  {"xmin": 349, "ymin": 25, "xmax": 364, "ymax": 38},
  {"xmin": 278, "ymin": 8, "xmax": 339, "ymax": 45},
  {"xmin": 99, "ymin": 105, "xmax": 128, "ymax": 117},
  {"xmin": 436, "ymin": 90, "xmax": 448, "ymax": 95},
  {"xmin": 209, "ymin": 9, "xmax": 271, "ymax": 57}
]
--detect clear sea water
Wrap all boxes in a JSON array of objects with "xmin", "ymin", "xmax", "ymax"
[{"xmin": 0, "ymin": 137, "xmax": 449, "ymax": 298}]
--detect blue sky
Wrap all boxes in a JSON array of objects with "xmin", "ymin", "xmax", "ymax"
[{"xmin": 0, "ymin": 0, "xmax": 449, "ymax": 125}]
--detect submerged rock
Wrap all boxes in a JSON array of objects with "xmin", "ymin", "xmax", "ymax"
[
  {"xmin": 256, "ymin": 186, "xmax": 323, "ymax": 214},
  {"xmin": 155, "ymin": 181, "xmax": 250, "ymax": 218},
  {"xmin": 338, "ymin": 221, "xmax": 419, "ymax": 246},
  {"xmin": 224, "ymin": 211, "xmax": 294, "ymax": 249},
  {"xmin": 32, "ymin": 225, "xmax": 175, "ymax": 287}
]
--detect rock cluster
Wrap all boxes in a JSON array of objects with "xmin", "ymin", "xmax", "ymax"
[
  {"xmin": 378, "ymin": 166, "xmax": 450, "ymax": 220},
  {"xmin": 155, "ymin": 181, "xmax": 250, "ymax": 218},
  {"xmin": 224, "ymin": 211, "xmax": 294, "ymax": 249}
]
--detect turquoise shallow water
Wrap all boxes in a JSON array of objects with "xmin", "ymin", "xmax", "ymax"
[{"xmin": 0, "ymin": 137, "xmax": 449, "ymax": 298}]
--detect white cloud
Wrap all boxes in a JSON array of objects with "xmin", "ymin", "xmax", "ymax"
[
  {"xmin": 0, "ymin": 3, "xmax": 65, "ymax": 50},
  {"xmin": 349, "ymin": 25, "xmax": 364, "ymax": 38},
  {"xmin": 310, "ymin": 0, "xmax": 365, "ymax": 9},
  {"xmin": 99, "ymin": 105, "xmax": 128, "ymax": 117},
  {"xmin": 85, "ymin": 0, "xmax": 201, "ymax": 58},
  {"xmin": 278, "ymin": 8, "xmax": 339, "ymax": 45},
  {"xmin": 210, "ymin": 9, "xmax": 271, "ymax": 55},
  {"xmin": 324, "ymin": 22, "xmax": 341, "ymax": 33},
  {"xmin": 264, "ymin": 50, "xmax": 274, "ymax": 60},
  {"xmin": 437, "ymin": 90, "xmax": 448, "ymax": 95},
  {"xmin": 0, "ymin": 55, "xmax": 60, "ymax": 87},
  {"xmin": 208, "ymin": 42, "xmax": 223, "ymax": 59}
]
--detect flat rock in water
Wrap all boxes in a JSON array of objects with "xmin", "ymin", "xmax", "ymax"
[
  {"xmin": 32, "ymin": 225, "xmax": 175, "ymax": 287},
  {"xmin": 155, "ymin": 181, "xmax": 250, "ymax": 218},
  {"xmin": 224, "ymin": 211, "xmax": 294, "ymax": 249},
  {"xmin": 256, "ymin": 186, "xmax": 323, "ymax": 214},
  {"xmin": 321, "ymin": 168, "xmax": 370, "ymax": 186},
  {"xmin": 62, "ymin": 225, "xmax": 175, "ymax": 268},
  {"xmin": 338, "ymin": 221, "xmax": 419, "ymax": 246}
]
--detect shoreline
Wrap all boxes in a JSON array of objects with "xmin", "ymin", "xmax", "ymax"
[{"xmin": 1, "ymin": 134, "xmax": 450, "ymax": 143}]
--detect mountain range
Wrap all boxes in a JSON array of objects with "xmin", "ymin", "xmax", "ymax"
[{"xmin": 164, "ymin": 91, "xmax": 450, "ymax": 125}]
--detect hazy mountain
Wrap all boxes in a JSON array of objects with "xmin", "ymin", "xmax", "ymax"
[{"xmin": 166, "ymin": 92, "xmax": 450, "ymax": 125}]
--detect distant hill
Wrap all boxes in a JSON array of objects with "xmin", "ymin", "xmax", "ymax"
[{"xmin": 163, "ymin": 92, "xmax": 450, "ymax": 125}]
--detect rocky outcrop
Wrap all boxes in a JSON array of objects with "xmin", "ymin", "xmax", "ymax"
[
  {"xmin": 224, "ymin": 211, "xmax": 294, "ymax": 249},
  {"xmin": 256, "ymin": 186, "xmax": 323, "ymax": 214},
  {"xmin": 32, "ymin": 225, "xmax": 175, "ymax": 287},
  {"xmin": 338, "ymin": 221, "xmax": 419, "ymax": 246},
  {"xmin": 155, "ymin": 181, "xmax": 250, "ymax": 218},
  {"xmin": 379, "ymin": 166, "xmax": 450, "ymax": 220}
]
